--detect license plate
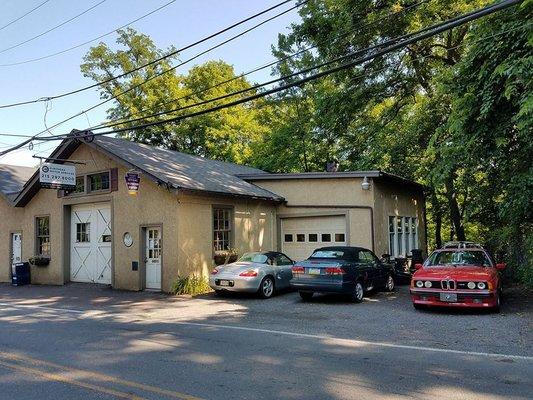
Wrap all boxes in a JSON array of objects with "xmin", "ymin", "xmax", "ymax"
[
  {"xmin": 308, "ymin": 268, "xmax": 321, "ymax": 275},
  {"xmin": 219, "ymin": 280, "xmax": 232, "ymax": 287},
  {"xmin": 440, "ymin": 292, "xmax": 457, "ymax": 302}
]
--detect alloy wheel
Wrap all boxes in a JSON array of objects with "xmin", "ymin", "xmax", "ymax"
[{"xmin": 261, "ymin": 277, "xmax": 274, "ymax": 298}]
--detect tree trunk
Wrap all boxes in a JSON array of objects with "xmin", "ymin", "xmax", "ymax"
[
  {"xmin": 434, "ymin": 208, "xmax": 442, "ymax": 249},
  {"xmin": 444, "ymin": 175, "xmax": 466, "ymax": 241}
]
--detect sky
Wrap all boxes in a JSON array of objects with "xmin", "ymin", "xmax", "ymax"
[{"xmin": 0, "ymin": 0, "xmax": 301, "ymax": 167}]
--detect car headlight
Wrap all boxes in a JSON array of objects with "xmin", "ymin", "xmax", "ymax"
[
  {"xmin": 477, "ymin": 282, "xmax": 486, "ymax": 290},
  {"xmin": 424, "ymin": 281, "xmax": 432, "ymax": 288},
  {"xmin": 467, "ymin": 281, "xmax": 476, "ymax": 289},
  {"xmin": 416, "ymin": 280, "xmax": 424, "ymax": 288}
]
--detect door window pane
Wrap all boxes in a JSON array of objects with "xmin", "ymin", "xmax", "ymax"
[
  {"xmin": 308, "ymin": 233, "xmax": 318, "ymax": 242},
  {"xmin": 76, "ymin": 223, "xmax": 90, "ymax": 243},
  {"xmin": 321, "ymin": 233, "xmax": 331, "ymax": 242},
  {"xmin": 284, "ymin": 234, "xmax": 293, "ymax": 242},
  {"xmin": 296, "ymin": 234, "xmax": 305, "ymax": 242},
  {"xmin": 335, "ymin": 233, "xmax": 345, "ymax": 242}
]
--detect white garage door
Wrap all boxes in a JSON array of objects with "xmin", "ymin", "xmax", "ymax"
[
  {"xmin": 281, "ymin": 215, "xmax": 347, "ymax": 261},
  {"xmin": 70, "ymin": 203, "xmax": 112, "ymax": 284}
]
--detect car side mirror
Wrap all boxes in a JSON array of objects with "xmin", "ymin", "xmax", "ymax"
[
  {"xmin": 496, "ymin": 263, "xmax": 506, "ymax": 270},
  {"xmin": 414, "ymin": 263, "xmax": 423, "ymax": 270}
]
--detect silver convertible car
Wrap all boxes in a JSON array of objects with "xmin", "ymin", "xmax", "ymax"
[{"xmin": 209, "ymin": 251, "xmax": 295, "ymax": 298}]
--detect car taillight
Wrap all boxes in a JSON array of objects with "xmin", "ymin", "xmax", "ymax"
[
  {"xmin": 325, "ymin": 267, "xmax": 345, "ymax": 275},
  {"xmin": 239, "ymin": 270, "xmax": 258, "ymax": 277},
  {"xmin": 292, "ymin": 265, "xmax": 305, "ymax": 273},
  {"xmin": 211, "ymin": 268, "xmax": 218, "ymax": 275}
]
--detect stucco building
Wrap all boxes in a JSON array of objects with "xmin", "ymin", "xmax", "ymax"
[{"xmin": 0, "ymin": 134, "xmax": 426, "ymax": 292}]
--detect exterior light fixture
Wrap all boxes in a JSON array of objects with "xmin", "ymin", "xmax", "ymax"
[{"xmin": 361, "ymin": 176, "xmax": 371, "ymax": 190}]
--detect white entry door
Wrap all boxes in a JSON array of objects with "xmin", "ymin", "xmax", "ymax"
[
  {"xmin": 145, "ymin": 228, "xmax": 162, "ymax": 290},
  {"xmin": 11, "ymin": 233, "xmax": 22, "ymax": 265},
  {"xmin": 70, "ymin": 203, "xmax": 112, "ymax": 284}
]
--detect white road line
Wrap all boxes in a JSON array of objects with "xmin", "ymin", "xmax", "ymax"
[{"xmin": 1, "ymin": 301, "xmax": 532, "ymax": 362}]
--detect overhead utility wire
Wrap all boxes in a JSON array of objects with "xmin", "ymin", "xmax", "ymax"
[
  {"xmin": 22, "ymin": 20, "xmax": 529, "ymax": 157},
  {"xmin": 0, "ymin": 0, "xmax": 107, "ymax": 55},
  {"xmin": 0, "ymin": 0, "xmax": 51, "ymax": 32},
  {"xmin": 17, "ymin": 0, "xmax": 520, "ymax": 151},
  {"xmin": 0, "ymin": 0, "xmax": 520, "ymax": 158},
  {"xmin": 0, "ymin": 0, "xmax": 423, "ymax": 140},
  {"xmin": 0, "ymin": 1, "xmax": 306, "ymax": 144},
  {"xmin": 88, "ymin": 0, "xmax": 428, "ymax": 130},
  {"xmin": 0, "ymin": 0, "xmax": 295, "ymax": 109},
  {"xmin": 0, "ymin": 0, "xmax": 178, "ymax": 67}
]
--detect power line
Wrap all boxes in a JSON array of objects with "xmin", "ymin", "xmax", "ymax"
[
  {"xmin": 0, "ymin": 0, "xmax": 178, "ymax": 67},
  {"xmin": 0, "ymin": 0, "xmax": 296, "ymax": 109},
  {"xmin": 19, "ymin": 20, "xmax": 528, "ymax": 158},
  {"xmin": 0, "ymin": 0, "xmax": 107, "ymax": 55},
  {"xmin": 0, "ymin": 0, "xmax": 51, "ymax": 32},
  {"xmin": 1, "ymin": 0, "xmax": 521, "ymax": 158},
  {"xmin": 0, "ymin": 1, "xmax": 306, "ymax": 143},
  {"xmin": 88, "ymin": 0, "xmax": 428, "ymax": 131},
  {"xmin": 19, "ymin": 0, "xmax": 521, "ymax": 151}
]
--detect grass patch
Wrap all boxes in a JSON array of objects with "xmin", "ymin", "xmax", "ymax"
[{"xmin": 171, "ymin": 275, "xmax": 211, "ymax": 296}]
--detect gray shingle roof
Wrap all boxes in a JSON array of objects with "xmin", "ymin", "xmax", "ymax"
[
  {"xmin": 0, "ymin": 164, "xmax": 36, "ymax": 199},
  {"xmin": 93, "ymin": 136, "xmax": 283, "ymax": 201}
]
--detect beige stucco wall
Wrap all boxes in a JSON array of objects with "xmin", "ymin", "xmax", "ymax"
[
  {"xmin": 253, "ymin": 178, "xmax": 375, "ymax": 250},
  {"xmin": 176, "ymin": 193, "xmax": 277, "ymax": 282},
  {"xmin": 0, "ymin": 144, "xmax": 278, "ymax": 292},
  {"xmin": 373, "ymin": 181, "xmax": 426, "ymax": 258}
]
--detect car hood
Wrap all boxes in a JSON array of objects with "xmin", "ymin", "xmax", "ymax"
[
  {"xmin": 215, "ymin": 261, "xmax": 265, "ymax": 274},
  {"xmin": 414, "ymin": 266, "xmax": 494, "ymax": 281}
]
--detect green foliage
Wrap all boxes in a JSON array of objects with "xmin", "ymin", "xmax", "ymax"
[
  {"xmin": 170, "ymin": 275, "xmax": 211, "ymax": 296},
  {"xmin": 81, "ymin": 29, "xmax": 267, "ymax": 164}
]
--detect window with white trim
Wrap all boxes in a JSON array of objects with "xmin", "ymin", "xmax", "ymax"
[
  {"xmin": 36, "ymin": 216, "xmax": 50, "ymax": 257},
  {"xmin": 388, "ymin": 216, "xmax": 418, "ymax": 258},
  {"xmin": 213, "ymin": 208, "xmax": 232, "ymax": 251}
]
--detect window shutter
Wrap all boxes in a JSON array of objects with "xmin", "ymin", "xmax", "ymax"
[
  {"xmin": 57, "ymin": 189, "xmax": 65, "ymax": 198},
  {"xmin": 110, "ymin": 168, "xmax": 119, "ymax": 192}
]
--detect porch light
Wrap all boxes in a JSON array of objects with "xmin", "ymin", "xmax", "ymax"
[{"xmin": 361, "ymin": 176, "xmax": 371, "ymax": 190}]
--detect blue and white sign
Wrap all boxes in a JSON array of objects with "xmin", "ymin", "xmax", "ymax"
[{"xmin": 39, "ymin": 163, "xmax": 76, "ymax": 189}]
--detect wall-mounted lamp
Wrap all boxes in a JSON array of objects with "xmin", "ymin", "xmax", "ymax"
[{"xmin": 361, "ymin": 176, "xmax": 371, "ymax": 190}]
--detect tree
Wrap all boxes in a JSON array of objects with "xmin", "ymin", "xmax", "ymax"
[{"xmin": 81, "ymin": 29, "xmax": 268, "ymax": 164}]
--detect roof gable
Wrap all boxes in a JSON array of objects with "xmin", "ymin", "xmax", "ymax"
[{"xmin": 12, "ymin": 133, "xmax": 283, "ymax": 206}]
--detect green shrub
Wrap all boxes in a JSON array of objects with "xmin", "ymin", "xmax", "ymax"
[{"xmin": 171, "ymin": 275, "xmax": 211, "ymax": 295}]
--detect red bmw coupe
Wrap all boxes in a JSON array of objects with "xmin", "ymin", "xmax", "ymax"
[{"xmin": 410, "ymin": 242, "xmax": 505, "ymax": 312}]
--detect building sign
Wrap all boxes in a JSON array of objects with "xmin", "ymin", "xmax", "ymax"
[
  {"xmin": 39, "ymin": 163, "xmax": 76, "ymax": 189},
  {"xmin": 125, "ymin": 171, "xmax": 140, "ymax": 195}
]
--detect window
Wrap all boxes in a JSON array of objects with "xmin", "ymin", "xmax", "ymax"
[
  {"xmin": 284, "ymin": 234, "xmax": 293, "ymax": 242},
  {"xmin": 76, "ymin": 223, "xmax": 90, "ymax": 243},
  {"xmin": 213, "ymin": 208, "xmax": 232, "ymax": 251},
  {"xmin": 88, "ymin": 172, "xmax": 110, "ymax": 192},
  {"xmin": 74, "ymin": 176, "xmax": 85, "ymax": 193},
  {"xmin": 296, "ymin": 234, "xmax": 305, "ymax": 242},
  {"xmin": 388, "ymin": 216, "xmax": 418, "ymax": 258},
  {"xmin": 36, "ymin": 216, "xmax": 50, "ymax": 257},
  {"xmin": 321, "ymin": 233, "xmax": 331, "ymax": 242},
  {"xmin": 275, "ymin": 254, "xmax": 293, "ymax": 266},
  {"xmin": 308, "ymin": 233, "xmax": 318, "ymax": 242},
  {"xmin": 359, "ymin": 250, "xmax": 377, "ymax": 264},
  {"xmin": 335, "ymin": 233, "xmax": 345, "ymax": 242}
]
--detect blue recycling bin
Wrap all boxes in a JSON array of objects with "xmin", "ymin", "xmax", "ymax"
[{"xmin": 11, "ymin": 262, "xmax": 30, "ymax": 286}]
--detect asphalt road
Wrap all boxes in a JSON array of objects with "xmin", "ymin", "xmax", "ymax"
[{"xmin": 0, "ymin": 283, "xmax": 531, "ymax": 400}]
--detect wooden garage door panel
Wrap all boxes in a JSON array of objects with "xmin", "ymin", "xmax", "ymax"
[
  {"xmin": 281, "ymin": 216, "xmax": 347, "ymax": 261},
  {"xmin": 71, "ymin": 203, "xmax": 112, "ymax": 285}
]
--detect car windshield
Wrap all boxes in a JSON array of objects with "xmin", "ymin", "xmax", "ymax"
[
  {"xmin": 425, "ymin": 250, "xmax": 492, "ymax": 267},
  {"xmin": 238, "ymin": 252, "xmax": 268, "ymax": 264},
  {"xmin": 310, "ymin": 250, "xmax": 345, "ymax": 259}
]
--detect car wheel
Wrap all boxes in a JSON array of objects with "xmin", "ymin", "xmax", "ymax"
[
  {"xmin": 351, "ymin": 282, "xmax": 364, "ymax": 303},
  {"xmin": 258, "ymin": 276, "xmax": 275, "ymax": 299},
  {"xmin": 299, "ymin": 291, "xmax": 314, "ymax": 301},
  {"xmin": 384, "ymin": 275, "xmax": 395, "ymax": 292}
]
